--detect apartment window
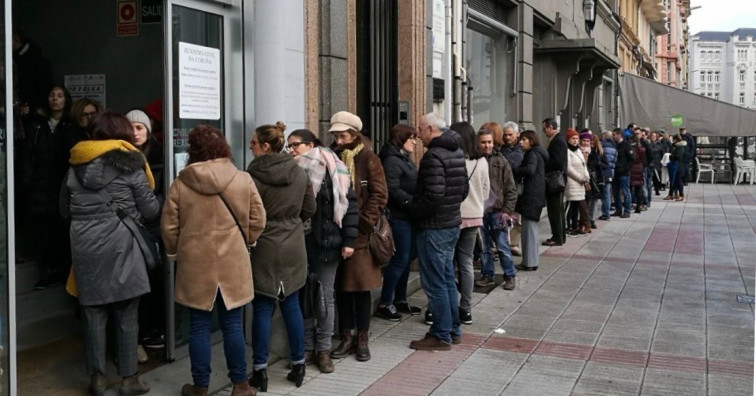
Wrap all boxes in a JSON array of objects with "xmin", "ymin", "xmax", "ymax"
[
  {"xmin": 701, "ymin": 51, "xmax": 707, "ymax": 60},
  {"xmin": 700, "ymin": 72, "xmax": 705, "ymax": 83},
  {"xmin": 666, "ymin": 61, "xmax": 671, "ymax": 81},
  {"xmin": 739, "ymin": 92, "xmax": 745, "ymax": 105},
  {"xmin": 707, "ymin": 93, "xmax": 712, "ymax": 97},
  {"xmin": 715, "ymin": 93, "xmax": 720, "ymax": 100},
  {"xmin": 708, "ymin": 71, "xmax": 713, "ymax": 82},
  {"xmin": 740, "ymin": 70, "xmax": 746, "ymax": 82},
  {"xmin": 738, "ymin": 49, "xmax": 747, "ymax": 60},
  {"xmin": 714, "ymin": 71, "xmax": 720, "ymax": 82}
]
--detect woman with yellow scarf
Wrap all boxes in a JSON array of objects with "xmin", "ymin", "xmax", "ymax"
[{"xmin": 60, "ymin": 112, "xmax": 159, "ymax": 396}]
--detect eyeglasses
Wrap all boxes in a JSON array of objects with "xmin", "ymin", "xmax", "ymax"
[
  {"xmin": 286, "ymin": 142, "xmax": 307, "ymax": 150},
  {"xmin": 81, "ymin": 112, "xmax": 97, "ymax": 119}
]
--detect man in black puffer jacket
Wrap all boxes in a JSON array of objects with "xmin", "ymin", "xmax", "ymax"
[
  {"xmin": 409, "ymin": 113, "xmax": 468, "ymax": 351},
  {"xmin": 612, "ymin": 128, "xmax": 633, "ymax": 217}
]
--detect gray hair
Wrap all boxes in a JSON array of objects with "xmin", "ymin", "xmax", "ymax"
[
  {"xmin": 502, "ymin": 121, "xmax": 519, "ymax": 134},
  {"xmin": 602, "ymin": 131, "xmax": 613, "ymax": 140},
  {"xmin": 423, "ymin": 112, "xmax": 447, "ymax": 131}
]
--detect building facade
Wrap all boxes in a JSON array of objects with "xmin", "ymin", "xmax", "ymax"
[
  {"xmin": 689, "ymin": 28, "xmax": 756, "ymax": 108},
  {"xmin": 654, "ymin": 0, "xmax": 691, "ymax": 87},
  {"xmin": 617, "ymin": 0, "xmax": 668, "ymax": 79}
]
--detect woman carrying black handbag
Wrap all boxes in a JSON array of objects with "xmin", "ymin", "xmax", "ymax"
[{"xmin": 287, "ymin": 129, "xmax": 359, "ymax": 374}]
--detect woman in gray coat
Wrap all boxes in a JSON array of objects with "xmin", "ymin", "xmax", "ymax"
[{"xmin": 60, "ymin": 112, "xmax": 160, "ymax": 396}]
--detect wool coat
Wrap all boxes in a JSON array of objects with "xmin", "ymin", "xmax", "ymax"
[
  {"xmin": 60, "ymin": 148, "xmax": 160, "ymax": 306},
  {"xmin": 514, "ymin": 146, "xmax": 548, "ymax": 221},
  {"xmin": 161, "ymin": 158, "xmax": 266, "ymax": 311},
  {"xmin": 336, "ymin": 144, "xmax": 388, "ymax": 292},
  {"xmin": 565, "ymin": 147, "xmax": 589, "ymax": 201},
  {"xmin": 247, "ymin": 153, "xmax": 316, "ymax": 299}
]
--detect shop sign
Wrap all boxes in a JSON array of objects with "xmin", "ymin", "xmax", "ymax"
[
  {"xmin": 671, "ymin": 114, "xmax": 684, "ymax": 127},
  {"xmin": 141, "ymin": 0, "xmax": 162, "ymax": 24},
  {"xmin": 64, "ymin": 74, "xmax": 107, "ymax": 108},
  {"xmin": 117, "ymin": 0, "xmax": 139, "ymax": 37},
  {"xmin": 178, "ymin": 42, "xmax": 221, "ymax": 120}
]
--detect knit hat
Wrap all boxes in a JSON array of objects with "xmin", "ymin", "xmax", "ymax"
[
  {"xmin": 125, "ymin": 110, "xmax": 152, "ymax": 133},
  {"xmin": 579, "ymin": 131, "xmax": 592, "ymax": 141},
  {"xmin": 566, "ymin": 128, "xmax": 579, "ymax": 140}
]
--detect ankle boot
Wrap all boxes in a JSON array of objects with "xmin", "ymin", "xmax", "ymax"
[
  {"xmin": 287, "ymin": 363, "xmax": 306, "ymax": 388},
  {"xmin": 231, "ymin": 380, "xmax": 257, "ymax": 396},
  {"xmin": 90, "ymin": 373, "xmax": 106, "ymax": 396},
  {"xmin": 330, "ymin": 330, "xmax": 355, "ymax": 359},
  {"xmin": 355, "ymin": 329, "xmax": 371, "ymax": 362},
  {"xmin": 119, "ymin": 374, "xmax": 149, "ymax": 395},
  {"xmin": 181, "ymin": 383, "xmax": 208, "ymax": 396},
  {"xmin": 248, "ymin": 369, "xmax": 267, "ymax": 392}
]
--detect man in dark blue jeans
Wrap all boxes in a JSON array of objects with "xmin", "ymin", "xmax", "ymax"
[
  {"xmin": 612, "ymin": 128, "xmax": 633, "ymax": 218},
  {"xmin": 409, "ymin": 113, "xmax": 469, "ymax": 350}
]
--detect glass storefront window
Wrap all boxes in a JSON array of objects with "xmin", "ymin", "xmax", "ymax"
[
  {"xmin": 466, "ymin": 26, "xmax": 509, "ymax": 129},
  {"xmin": 1, "ymin": 0, "xmax": 10, "ymax": 390}
]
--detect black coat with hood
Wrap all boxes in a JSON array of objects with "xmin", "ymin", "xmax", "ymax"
[
  {"xmin": 305, "ymin": 171, "xmax": 359, "ymax": 266},
  {"xmin": 247, "ymin": 153, "xmax": 316, "ymax": 299},
  {"xmin": 514, "ymin": 146, "xmax": 549, "ymax": 221},
  {"xmin": 614, "ymin": 139, "xmax": 633, "ymax": 177},
  {"xmin": 59, "ymin": 148, "xmax": 160, "ymax": 306},
  {"xmin": 411, "ymin": 130, "xmax": 469, "ymax": 229},
  {"xmin": 379, "ymin": 142, "xmax": 418, "ymax": 221}
]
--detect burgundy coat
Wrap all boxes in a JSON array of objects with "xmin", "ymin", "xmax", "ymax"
[{"xmin": 630, "ymin": 142, "xmax": 646, "ymax": 187}]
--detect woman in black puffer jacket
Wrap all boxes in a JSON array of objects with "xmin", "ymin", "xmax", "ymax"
[
  {"xmin": 377, "ymin": 124, "xmax": 422, "ymax": 320},
  {"xmin": 514, "ymin": 130, "xmax": 548, "ymax": 270}
]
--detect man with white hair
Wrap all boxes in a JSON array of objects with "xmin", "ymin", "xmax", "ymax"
[
  {"xmin": 409, "ymin": 113, "xmax": 469, "ymax": 351},
  {"xmin": 499, "ymin": 121, "xmax": 524, "ymax": 256}
]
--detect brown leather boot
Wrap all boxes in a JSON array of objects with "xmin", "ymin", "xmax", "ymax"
[
  {"xmin": 181, "ymin": 383, "xmax": 208, "ymax": 396},
  {"xmin": 330, "ymin": 330, "xmax": 355, "ymax": 359},
  {"xmin": 231, "ymin": 380, "xmax": 257, "ymax": 396},
  {"xmin": 355, "ymin": 329, "xmax": 371, "ymax": 362},
  {"xmin": 317, "ymin": 350, "xmax": 335, "ymax": 373}
]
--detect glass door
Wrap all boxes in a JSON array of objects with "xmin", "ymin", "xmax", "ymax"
[
  {"xmin": 1, "ymin": 0, "xmax": 15, "ymax": 393},
  {"xmin": 163, "ymin": 0, "xmax": 244, "ymax": 361}
]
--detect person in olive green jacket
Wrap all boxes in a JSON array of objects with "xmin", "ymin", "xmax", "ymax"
[{"xmin": 246, "ymin": 121, "xmax": 316, "ymax": 391}]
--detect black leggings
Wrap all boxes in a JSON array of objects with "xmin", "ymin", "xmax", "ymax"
[{"xmin": 336, "ymin": 291, "xmax": 371, "ymax": 331}]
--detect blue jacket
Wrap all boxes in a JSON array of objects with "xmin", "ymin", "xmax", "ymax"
[{"xmin": 601, "ymin": 139, "xmax": 618, "ymax": 179}]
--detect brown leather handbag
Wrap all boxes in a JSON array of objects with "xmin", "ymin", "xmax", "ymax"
[{"xmin": 369, "ymin": 210, "xmax": 395, "ymax": 268}]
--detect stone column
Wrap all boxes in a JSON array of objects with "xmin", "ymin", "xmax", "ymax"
[{"xmin": 397, "ymin": 0, "xmax": 427, "ymax": 164}]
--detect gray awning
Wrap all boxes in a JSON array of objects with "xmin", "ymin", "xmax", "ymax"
[{"xmin": 619, "ymin": 72, "xmax": 756, "ymax": 137}]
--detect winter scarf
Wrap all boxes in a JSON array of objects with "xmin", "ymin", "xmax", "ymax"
[
  {"xmin": 340, "ymin": 143, "xmax": 365, "ymax": 187},
  {"xmin": 295, "ymin": 146, "xmax": 351, "ymax": 227},
  {"xmin": 70, "ymin": 139, "xmax": 155, "ymax": 190}
]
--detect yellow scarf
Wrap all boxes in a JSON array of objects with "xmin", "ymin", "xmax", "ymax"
[
  {"xmin": 70, "ymin": 140, "xmax": 155, "ymax": 190},
  {"xmin": 340, "ymin": 143, "xmax": 364, "ymax": 187}
]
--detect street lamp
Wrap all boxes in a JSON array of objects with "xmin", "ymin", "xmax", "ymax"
[{"xmin": 584, "ymin": 0, "xmax": 596, "ymax": 36}]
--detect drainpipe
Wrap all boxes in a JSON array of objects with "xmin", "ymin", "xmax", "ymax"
[{"xmin": 452, "ymin": 0, "xmax": 463, "ymax": 122}]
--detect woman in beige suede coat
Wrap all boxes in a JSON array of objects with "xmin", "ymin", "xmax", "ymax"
[{"xmin": 161, "ymin": 125, "xmax": 265, "ymax": 396}]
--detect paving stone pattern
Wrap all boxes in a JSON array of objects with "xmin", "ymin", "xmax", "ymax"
[{"xmin": 214, "ymin": 184, "xmax": 755, "ymax": 396}]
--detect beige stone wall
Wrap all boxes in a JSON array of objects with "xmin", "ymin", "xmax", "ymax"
[
  {"xmin": 305, "ymin": 0, "xmax": 320, "ymax": 132},
  {"xmin": 397, "ymin": 0, "xmax": 427, "ymax": 165}
]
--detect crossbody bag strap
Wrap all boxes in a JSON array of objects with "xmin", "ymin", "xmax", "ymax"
[
  {"xmin": 97, "ymin": 188, "xmax": 142, "ymax": 237},
  {"xmin": 467, "ymin": 159, "xmax": 479, "ymax": 182},
  {"xmin": 218, "ymin": 192, "xmax": 248, "ymax": 245}
]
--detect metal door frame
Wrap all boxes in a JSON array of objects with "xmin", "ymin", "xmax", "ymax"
[{"xmin": 163, "ymin": 0, "xmax": 245, "ymax": 361}]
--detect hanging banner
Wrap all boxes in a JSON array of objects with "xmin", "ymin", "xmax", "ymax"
[
  {"xmin": 117, "ymin": 0, "xmax": 139, "ymax": 37},
  {"xmin": 178, "ymin": 42, "xmax": 222, "ymax": 120}
]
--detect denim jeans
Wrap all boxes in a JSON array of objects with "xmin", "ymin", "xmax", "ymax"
[
  {"xmin": 252, "ymin": 291, "xmax": 305, "ymax": 370},
  {"xmin": 668, "ymin": 162, "xmax": 679, "ymax": 195},
  {"xmin": 612, "ymin": 175, "xmax": 632, "ymax": 214},
  {"xmin": 380, "ymin": 218, "xmax": 414, "ymax": 305},
  {"xmin": 454, "ymin": 226, "xmax": 478, "ymax": 312},
  {"xmin": 480, "ymin": 212, "xmax": 516, "ymax": 279},
  {"xmin": 644, "ymin": 168, "xmax": 652, "ymax": 206},
  {"xmin": 189, "ymin": 293, "xmax": 246, "ymax": 387},
  {"xmin": 601, "ymin": 182, "xmax": 612, "ymax": 217},
  {"xmin": 416, "ymin": 227, "xmax": 461, "ymax": 343}
]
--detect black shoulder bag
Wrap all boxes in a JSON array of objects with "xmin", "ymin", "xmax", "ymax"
[{"xmin": 98, "ymin": 190, "xmax": 161, "ymax": 271}]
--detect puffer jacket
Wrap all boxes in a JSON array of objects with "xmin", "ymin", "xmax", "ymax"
[
  {"xmin": 514, "ymin": 146, "xmax": 548, "ymax": 221},
  {"xmin": 649, "ymin": 140, "xmax": 665, "ymax": 170},
  {"xmin": 60, "ymin": 146, "xmax": 160, "ymax": 306},
  {"xmin": 305, "ymin": 171, "xmax": 359, "ymax": 266},
  {"xmin": 565, "ymin": 146, "xmax": 589, "ymax": 201},
  {"xmin": 630, "ymin": 140, "xmax": 646, "ymax": 187},
  {"xmin": 411, "ymin": 130, "xmax": 469, "ymax": 229},
  {"xmin": 379, "ymin": 142, "xmax": 417, "ymax": 221},
  {"xmin": 247, "ymin": 153, "xmax": 316, "ymax": 299},
  {"xmin": 601, "ymin": 139, "xmax": 617, "ymax": 179},
  {"xmin": 500, "ymin": 142, "xmax": 524, "ymax": 170},
  {"xmin": 161, "ymin": 158, "xmax": 266, "ymax": 311},
  {"xmin": 485, "ymin": 152, "xmax": 517, "ymax": 214},
  {"xmin": 586, "ymin": 150, "xmax": 608, "ymax": 200},
  {"xmin": 682, "ymin": 132, "xmax": 696, "ymax": 161},
  {"xmin": 614, "ymin": 139, "xmax": 633, "ymax": 177},
  {"xmin": 670, "ymin": 140, "xmax": 687, "ymax": 178}
]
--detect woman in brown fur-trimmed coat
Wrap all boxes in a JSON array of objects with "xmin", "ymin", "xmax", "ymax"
[{"xmin": 327, "ymin": 111, "xmax": 388, "ymax": 363}]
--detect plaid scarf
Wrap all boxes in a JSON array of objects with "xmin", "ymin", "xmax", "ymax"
[{"xmin": 295, "ymin": 147, "xmax": 351, "ymax": 227}]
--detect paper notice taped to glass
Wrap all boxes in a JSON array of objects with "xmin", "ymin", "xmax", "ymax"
[{"xmin": 178, "ymin": 42, "xmax": 221, "ymax": 120}]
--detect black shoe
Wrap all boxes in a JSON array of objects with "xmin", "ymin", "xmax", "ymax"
[
  {"xmin": 590, "ymin": 222, "xmax": 597, "ymax": 229},
  {"xmin": 598, "ymin": 215, "xmax": 610, "ymax": 221},
  {"xmin": 376, "ymin": 304, "xmax": 401, "ymax": 322},
  {"xmin": 459, "ymin": 309, "xmax": 472, "ymax": 325},
  {"xmin": 141, "ymin": 330, "xmax": 165, "ymax": 349},
  {"xmin": 611, "ymin": 212, "xmax": 622, "ymax": 217},
  {"xmin": 621, "ymin": 213, "xmax": 631, "ymax": 218},
  {"xmin": 249, "ymin": 368, "xmax": 268, "ymax": 392},
  {"xmin": 515, "ymin": 265, "xmax": 537, "ymax": 271},
  {"xmin": 394, "ymin": 301, "xmax": 421, "ymax": 315},
  {"xmin": 287, "ymin": 363, "xmax": 306, "ymax": 388},
  {"xmin": 424, "ymin": 310, "xmax": 433, "ymax": 325}
]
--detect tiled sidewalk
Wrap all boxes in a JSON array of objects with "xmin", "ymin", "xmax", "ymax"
[{"xmin": 215, "ymin": 183, "xmax": 755, "ymax": 396}]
